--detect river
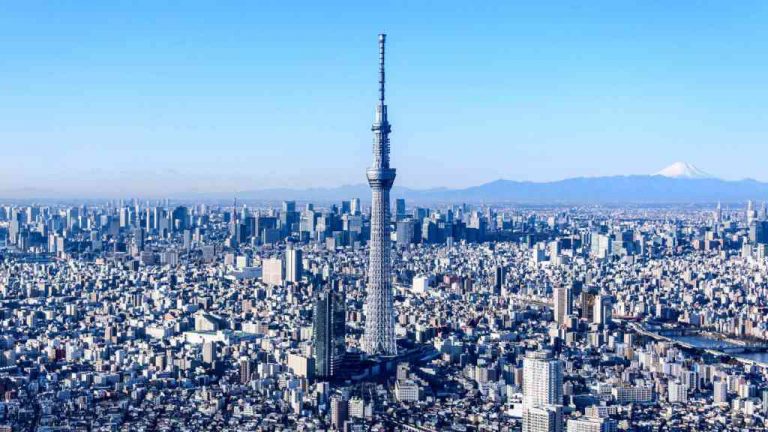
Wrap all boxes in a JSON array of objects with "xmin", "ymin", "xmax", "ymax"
[{"xmin": 672, "ymin": 335, "xmax": 768, "ymax": 364}]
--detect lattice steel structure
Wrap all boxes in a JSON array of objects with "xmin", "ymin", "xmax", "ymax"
[{"xmin": 361, "ymin": 34, "xmax": 397, "ymax": 356}]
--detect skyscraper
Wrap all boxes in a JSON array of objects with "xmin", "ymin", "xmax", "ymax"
[
  {"xmin": 492, "ymin": 265, "xmax": 505, "ymax": 295},
  {"xmin": 350, "ymin": 198, "xmax": 361, "ymax": 216},
  {"xmin": 313, "ymin": 282, "xmax": 346, "ymax": 378},
  {"xmin": 285, "ymin": 242, "xmax": 303, "ymax": 283},
  {"xmin": 553, "ymin": 286, "xmax": 572, "ymax": 325},
  {"xmin": 523, "ymin": 350, "xmax": 564, "ymax": 407},
  {"xmin": 523, "ymin": 350, "xmax": 564, "ymax": 432},
  {"xmin": 202, "ymin": 341, "xmax": 217, "ymax": 365},
  {"xmin": 395, "ymin": 198, "xmax": 406, "ymax": 220},
  {"xmin": 362, "ymin": 34, "xmax": 397, "ymax": 357},
  {"xmin": 239, "ymin": 358, "xmax": 252, "ymax": 384}
]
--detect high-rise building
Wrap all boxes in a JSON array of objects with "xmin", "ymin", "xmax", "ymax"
[
  {"xmin": 749, "ymin": 220, "xmax": 768, "ymax": 244},
  {"xmin": 668, "ymin": 380, "xmax": 688, "ymax": 403},
  {"xmin": 747, "ymin": 200, "xmax": 757, "ymax": 225},
  {"xmin": 262, "ymin": 258, "xmax": 284, "ymax": 286},
  {"xmin": 285, "ymin": 242, "xmax": 303, "ymax": 283},
  {"xmin": 581, "ymin": 290, "xmax": 597, "ymax": 322},
  {"xmin": 523, "ymin": 350, "xmax": 564, "ymax": 432},
  {"xmin": 361, "ymin": 34, "xmax": 397, "ymax": 357},
  {"xmin": 593, "ymin": 294, "xmax": 612, "ymax": 325},
  {"xmin": 330, "ymin": 396, "xmax": 348, "ymax": 430},
  {"xmin": 202, "ymin": 341, "xmax": 217, "ymax": 365},
  {"xmin": 350, "ymin": 198, "xmax": 361, "ymax": 216},
  {"xmin": 492, "ymin": 265, "xmax": 505, "ymax": 295},
  {"xmin": 523, "ymin": 350, "xmax": 563, "ymax": 408},
  {"xmin": 239, "ymin": 358, "xmax": 252, "ymax": 384},
  {"xmin": 523, "ymin": 405, "xmax": 563, "ymax": 432},
  {"xmin": 283, "ymin": 200, "xmax": 296, "ymax": 213},
  {"xmin": 395, "ymin": 198, "xmax": 406, "ymax": 220},
  {"xmin": 553, "ymin": 286, "xmax": 573, "ymax": 325},
  {"xmin": 713, "ymin": 379, "xmax": 728, "ymax": 405},
  {"xmin": 314, "ymin": 283, "xmax": 346, "ymax": 378}
]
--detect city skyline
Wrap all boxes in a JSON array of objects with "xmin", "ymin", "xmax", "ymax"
[
  {"xmin": 5, "ymin": 3, "xmax": 768, "ymax": 430},
  {"xmin": 2, "ymin": 2, "xmax": 768, "ymax": 196}
]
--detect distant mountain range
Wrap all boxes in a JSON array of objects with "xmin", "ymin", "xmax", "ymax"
[
  {"xmin": 4, "ymin": 163, "xmax": 768, "ymax": 203},
  {"xmin": 230, "ymin": 163, "xmax": 768, "ymax": 204}
]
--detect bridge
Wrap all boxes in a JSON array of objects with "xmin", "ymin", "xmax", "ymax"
[
  {"xmin": 631, "ymin": 323, "xmax": 768, "ymax": 355},
  {"xmin": 656, "ymin": 327, "xmax": 702, "ymax": 337}
]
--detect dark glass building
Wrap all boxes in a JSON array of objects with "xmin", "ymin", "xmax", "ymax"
[{"xmin": 313, "ymin": 281, "xmax": 346, "ymax": 378}]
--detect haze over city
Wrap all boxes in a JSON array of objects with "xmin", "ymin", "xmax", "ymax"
[{"xmin": 2, "ymin": 2, "xmax": 768, "ymax": 197}]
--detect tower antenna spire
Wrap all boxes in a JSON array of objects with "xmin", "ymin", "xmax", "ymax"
[{"xmin": 378, "ymin": 33, "xmax": 386, "ymax": 104}]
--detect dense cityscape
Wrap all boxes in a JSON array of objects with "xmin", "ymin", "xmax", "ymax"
[
  {"xmin": 6, "ymin": 189, "xmax": 768, "ymax": 431},
  {"xmin": 4, "ymin": 25, "xmax": 768, "ymax": 432}
]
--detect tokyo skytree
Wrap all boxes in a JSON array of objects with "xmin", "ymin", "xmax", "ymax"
[{"xmin": 361, "ymin": 34, "xmax": 397, "ymax": 356}]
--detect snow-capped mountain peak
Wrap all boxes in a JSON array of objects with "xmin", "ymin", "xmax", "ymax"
[{"xmin": 655, "ymin": 162, "xmax": 713, "ymax": 179}]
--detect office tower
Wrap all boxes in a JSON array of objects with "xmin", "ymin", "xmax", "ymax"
[
  {"xmin": 581, "ymin": 290, "xmax": 597, "ymax": 322},
  {"xmin": 350, "ymin": 198, "xmax": 361, "ymax": 216},
  {"xmin": 133, "ymin": 227, "xmax": 144, "ymax": 250},
  {"xmin": 171, "ymin": 206, "xmax": 189, "ymax": 231},
  {"xmin": 313, "ymin": 283, "xmax": 346, "ymax": 378},
  {"xmin": 202, "ymin": 341, "xmax": 217, "ymax": 365},
  {"xmin": 230, "ymin": 199, "xmax": 240, "ymax": 247},
  {"xmin": 523, "ymin": 350, "xmax": 563, "ymax": 407},
  {"xmin": 553, "ymin": 286, "xmax": 572, "ymax": 325},
  {"xmin": 362, "ymin": 34, "xmax": 397, "ymax": 357},
  {"xmin": 262, "ymin": 257, "xmax": 285, "ymax": 286},
  {"xmin": 747, "ymin": 200, "xmax": 756, "ymax": 225},
  {"xmin": 492, "ymin": 265, "xmax": 506, "ymax": 295},
  {"xmin": 590, "ymin": 233, "xmax": 612, "ymax": 259},
  {"xmin": 239, "ymin": 358, "xmax": 252, "ymax": 384},
  {"xmin": 285, "ymin": 242, "xmax": 303, "ymax": 283},
  {"xmin": 749, "ymin": 220, "xmax": 768, "ymax": 244},
  {"xmin": 330, "ymin": 396, "xmax": 348, "ymax": 430},
  {"xmin": 395, "ymin": 198, "xmax": 405, "ymax": 220},
  {"xmin": 119, "ymin": 207, "xmax": 130, "ymax": 228},
  {"xmin": 66, "ymin": 207, "xmax": 79, "ymax": 230},
  {"xmin": 145, "ymin": 207, "xmax": 153, "ymax": 231},
  {"xmin": 396, "ymin": 219, "xmax": 416, "ymax": 247},
  {"xmin": 523, "ymin": 405, "xmax": 563, "ymax": 432},
  {"xmin": 281, "ymin": 200, "xmax": 298, "ymax": 234},
  {"xmin": 593, "ymin": 294, "xmax": 612, "ymax": 325}
]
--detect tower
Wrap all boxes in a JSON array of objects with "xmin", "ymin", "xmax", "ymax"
[{"xmin": 362, "ymin": 34, "xmax": 397, "ymax": 356}]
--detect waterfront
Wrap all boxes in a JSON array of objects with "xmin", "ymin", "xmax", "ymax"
[{"xmin": 673, "ymin": 335, "xmax": 768, "ymax": 364}]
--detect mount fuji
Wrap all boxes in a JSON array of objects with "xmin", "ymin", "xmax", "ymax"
[{"xmin": 655, "ymin": 162, "xmax": 714, "ymax": 179}]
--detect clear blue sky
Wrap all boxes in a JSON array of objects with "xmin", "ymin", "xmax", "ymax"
[{"xmin": 1, "ymin": 1, "xmax": 767, "ymax": 197}]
